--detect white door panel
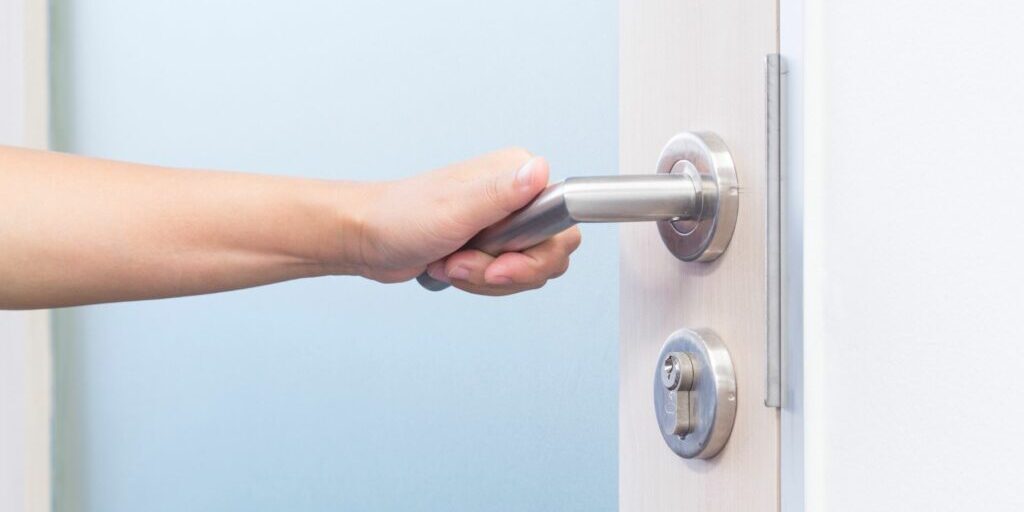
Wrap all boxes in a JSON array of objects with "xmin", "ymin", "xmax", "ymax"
[{"xmin": 620, "ymin": 1, "xmax": 779, "ymax": 510}]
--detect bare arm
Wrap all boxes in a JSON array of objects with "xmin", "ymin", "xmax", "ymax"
[
  {"xmin": 0, "ymin": 146, "xmax": 579, "ymax": 309},
  {"xmin": 0, "ymin": 146, "xmax": 364, "ymax": 307}
]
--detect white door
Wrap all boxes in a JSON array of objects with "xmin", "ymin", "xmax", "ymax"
[
  {"xmin": 619, "ymin": 1, "xmax": 780, "ymax": 510},
  {"xmin": 0, "ymin": 1, "xmax": 51, "ymax": 511}
]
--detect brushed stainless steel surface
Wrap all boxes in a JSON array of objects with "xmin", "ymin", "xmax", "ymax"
[
  {"xmin": 656, "ymin": 132, "xmax": 740, "ymax": 262},
  {"xmin": 417, "ymin": 132, "xmax": 737, "ymax": 291},
  {"xmin": 660, "ymin": 352, "xmax": 695, "ymax": 436},
  {"xmin": 470, "ymin": 174, "xmax": 700, "ymax": 255},
  {"xmin": 661, "ymin": 352, "xmax": 692, "ymax": 391},
  {"xmin": 563, "ymin": 175, "xmax": 699, "ymax": 222},
  {"xmin": 654, "ymin": 328, "xmax": 737, "ymax": 459},
  {"xmin": 765, "ymin": 54, "xmax": 782, "ymax": 408}
]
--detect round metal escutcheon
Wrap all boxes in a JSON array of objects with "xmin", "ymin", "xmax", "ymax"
[
  {"xmin": 656, "ymin": 132, "xmax": 739, "ymax": 262},
  {"xmin": 653, "ymin": 328, "xmax": 737, "ymax": 459}
]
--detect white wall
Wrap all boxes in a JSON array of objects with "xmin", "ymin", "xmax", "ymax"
[{"xmin": 792, "ymin": 1, "xmax": 1024, "ymax": 510}]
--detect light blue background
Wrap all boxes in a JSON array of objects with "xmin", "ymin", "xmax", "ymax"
[{"xmin": 50, "ymin": 1, "xmax": 618, "ymax": 511}]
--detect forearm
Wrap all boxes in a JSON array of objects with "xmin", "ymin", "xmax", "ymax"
[{"xmin": 0, "ymin": 146, "xmax": 364, "ymax": 309}]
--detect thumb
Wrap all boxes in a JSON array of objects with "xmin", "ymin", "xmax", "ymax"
[{"xmin": 462, "ymin": 156, "xmax": 549, "ymax": 229}]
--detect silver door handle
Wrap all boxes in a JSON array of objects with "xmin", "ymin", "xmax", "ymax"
[{"xmin": 417, "ymin": 131, "xmax": 739, "ymax": 291}]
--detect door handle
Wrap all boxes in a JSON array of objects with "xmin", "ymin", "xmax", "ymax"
[{"xmin": 417, "ymin": 131, "xmax": 739, "ymax": 291}]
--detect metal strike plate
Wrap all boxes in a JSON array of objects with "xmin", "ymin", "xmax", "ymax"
[
  {"xmin": 654, "ymin": 328, "xmax": 737, "ymax": 459},
  {"xmin": 764, "ymin": 53, "xmax": 783, "ymax": 408}
]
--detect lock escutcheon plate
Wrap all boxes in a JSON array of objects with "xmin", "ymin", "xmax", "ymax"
[{"xmin": 653, "ymin": 328, "xmax": 737, "ymax": 459}]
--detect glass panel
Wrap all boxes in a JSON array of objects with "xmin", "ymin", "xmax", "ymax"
[{"xmin": 50, "ymin": 1, "xmax": 618, "ymax": 510}]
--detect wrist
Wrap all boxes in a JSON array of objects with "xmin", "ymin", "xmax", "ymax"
[{"xmin": 318, "ymin": 179, "xmax": 381, "ymax": 277}]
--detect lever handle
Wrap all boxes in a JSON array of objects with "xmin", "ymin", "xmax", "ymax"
[
  {"xmin": 417, "ymin": 131, "xmax": 739, "ymax": 291},
  {"xmin": 416, "ymin": 175, "xmax": 699, "ymax": 291}
]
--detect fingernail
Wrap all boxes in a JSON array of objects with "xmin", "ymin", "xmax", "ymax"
[
  {"xmin": 426, "ymin": 262, "xmax": 449, "ymax": 283},
  {"xmin": 514, "ymin": 157, "xmax": 540, "ymax": 191},
  {"xmin": 447, "ymin": 265, "xmax": 471, "ymax": 281},
  {"xmin": 488, "ymin": 274, "xmax": 512, "ymax": 285}
]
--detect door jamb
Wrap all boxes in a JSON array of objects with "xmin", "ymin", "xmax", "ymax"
[
  {"xmin": 0, "ymin": 0, "xmax": 53, "ymax": 511},
  {"xmin": 780, "ymin": 0, "xmax": 808, "ymax": 510}
]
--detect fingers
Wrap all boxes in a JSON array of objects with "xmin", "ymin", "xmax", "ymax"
[
  {"xmin": 479, "ymin": 155, "xmax": 548, "ymax": 223},
  {"xmin": 440, "ymin": 250, "xmax": 497, "ymax": 286},
  {"xmin": 435, "ymin": 150, "xmax": 550, "ymax": 231},
  {"xmin": 441, "ymin": 226, "xmax": 581, "ymax": 296}
]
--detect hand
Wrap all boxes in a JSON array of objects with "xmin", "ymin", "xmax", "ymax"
[
  {"xmin": 351, "ymin": 148, "xmax": 581, "ymax": 295},
  {"xmin": 0, "ymin": 145, "xmax": 576, "ymax": 308}
]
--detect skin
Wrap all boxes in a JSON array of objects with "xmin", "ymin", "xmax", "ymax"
[{"xmin": 0, "ymin": 146, "xmax": 580, "ymax": 309}]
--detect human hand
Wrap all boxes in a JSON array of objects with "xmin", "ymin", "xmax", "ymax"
[{"xmin": 350, "ymin": 149, "xmax": 581, "ymax": 295}]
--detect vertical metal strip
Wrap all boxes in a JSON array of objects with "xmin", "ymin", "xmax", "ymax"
[{"xmin": 764, "ymin": 54, "xmax": 782, "ymax": 408}]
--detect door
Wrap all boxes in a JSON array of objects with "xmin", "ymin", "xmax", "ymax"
[
  {"xmin": 619, "ymin": 1, "xmax": 779, "ymax": 510},
  {"xmin": 0, "ymin": 1, "xmax": 51, "ymax": 511}
]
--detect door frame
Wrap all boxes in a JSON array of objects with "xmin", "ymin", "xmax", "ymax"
[
  {"xmin": 0, "ymin": 0, "xmax": 52, "ymax": 511},
  {"xmin": 780, "ymin": 0, "xmax": 806, "ymax": 509}
]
